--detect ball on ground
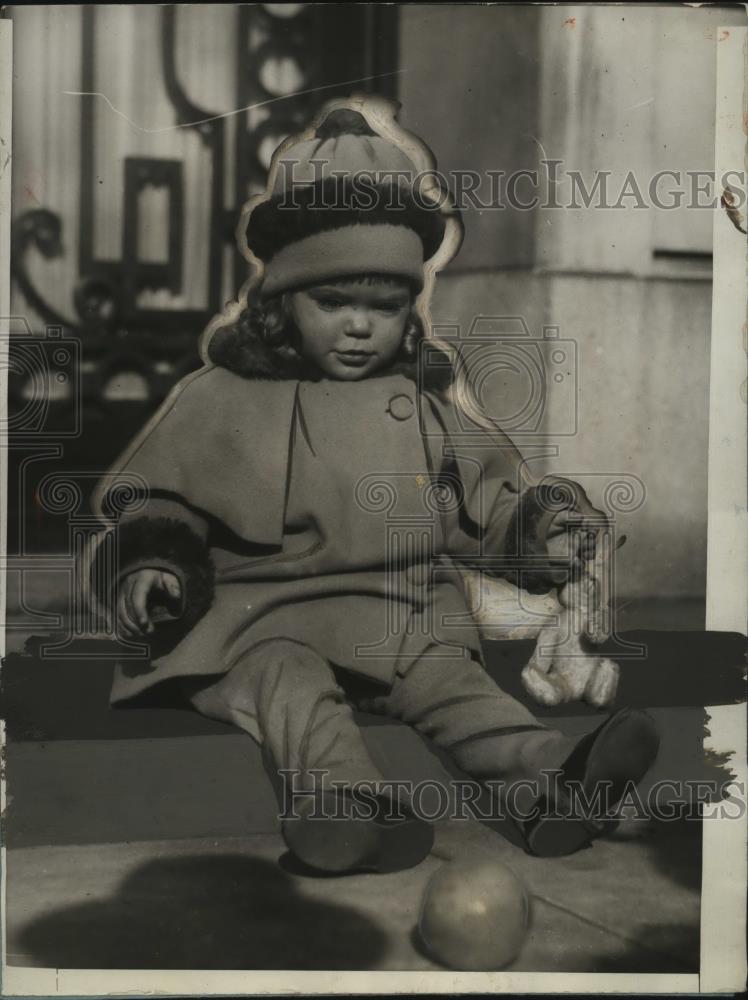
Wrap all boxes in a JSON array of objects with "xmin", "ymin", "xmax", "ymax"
[{"xmin": 418, "ymin": 858, "xmax": 530, "ymax": 970}]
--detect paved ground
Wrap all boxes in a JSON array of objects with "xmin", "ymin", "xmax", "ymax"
[
  {"xmin": 3, "ymin": 593, "xmax": 731, "ymax": 973},
  {"xmin": 3, "ymin": 711, "xmax": 704, "ymax": 973},
  {"xmin": 5, "ymin": 819, "xmax": 700, "ymax": 972}
]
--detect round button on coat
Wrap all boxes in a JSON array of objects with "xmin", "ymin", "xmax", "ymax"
[{"xmin": 387, "ymin": 394, "xmax": 415, "ymax": 420}]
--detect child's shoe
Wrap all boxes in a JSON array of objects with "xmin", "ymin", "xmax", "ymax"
[
  {"xmin": 281, "ymin": 787, "xmax": 434, "ymax": 875},
  {"xmin": 521, "ymin": 707, "xmax": 660, "ymax": 857}
]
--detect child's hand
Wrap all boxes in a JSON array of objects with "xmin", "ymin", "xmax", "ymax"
[
  {"xmin": 117, "ymin": 568, "xmax": 182, "ymax": 637},
  {"xmin": 544, "ymin": 483, "xmax": 610, "ymax": 573}
]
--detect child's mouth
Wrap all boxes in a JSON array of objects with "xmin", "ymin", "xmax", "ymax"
[{"xmin": 335, "ymin": 350, "xmax": 375, "ymax": 367}]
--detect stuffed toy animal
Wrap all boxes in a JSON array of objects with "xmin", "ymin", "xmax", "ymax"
[{"xmin": 463, "ymin": 533, "xmax": 622, "ymax": 708}]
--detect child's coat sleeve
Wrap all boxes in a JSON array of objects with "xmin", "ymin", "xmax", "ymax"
[
  {"xmin": 423, "ymin": 387, "xmax": 526, "ymax": 554},
  {"xmin": 424, "ymin": 389, "xmax": 604, "ymax": 590},
  {"xmin": 90, "ymin": 365, "xmax": 299, "ymax": 626}
]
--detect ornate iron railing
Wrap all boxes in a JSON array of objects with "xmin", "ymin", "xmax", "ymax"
[
  {"xmin": 10, "ymin": 3, "xmax": 398, "ymax": 410},
  {"xmin": 6, "ymin": 4, "xmax": 398, "ymax": 558}
]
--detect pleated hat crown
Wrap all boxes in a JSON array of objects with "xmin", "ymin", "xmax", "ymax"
[
  {"xmin": 269, "ymin": 107, "xmax": 419, "ymax": 189},
  {"xmin": 245, "ymin": 106, "xmax": 450, "ymax": 297}
]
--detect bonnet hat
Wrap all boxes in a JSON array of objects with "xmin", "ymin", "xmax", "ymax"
[{"xmin": 244, "ymin": 98, "xmax": 461, "ymax": 298}]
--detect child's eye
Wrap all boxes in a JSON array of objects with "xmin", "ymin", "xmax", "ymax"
[
  {"xmin": 377, "ymin": 301, "xmax": 406, "ymax": 314},
  {"xmin": 316, "ymin": 297, "xmax": 345, "ymax": 310}
]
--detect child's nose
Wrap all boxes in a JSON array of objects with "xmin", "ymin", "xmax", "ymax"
[{"xmin": 346, "ymin": 308, "xmax": 372, "ymax": 336}]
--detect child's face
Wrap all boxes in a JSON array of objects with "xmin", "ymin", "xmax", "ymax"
[{"xmin": 289, "ymin": 278, "xmax": 411, "ymax": 380}]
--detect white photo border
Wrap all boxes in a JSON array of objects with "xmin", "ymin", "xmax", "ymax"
[{"xmin": 0, "ymin": 11, "xmax": 745, "ymax": 999}]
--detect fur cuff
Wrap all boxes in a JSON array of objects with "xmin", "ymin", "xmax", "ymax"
[
  {"xmin": 503, "ymin": 485, "xmax": 572, "ymax": 593},
  {"xmin": 115, "ymin": 516, "xmax": 215, "ymax": 631}
]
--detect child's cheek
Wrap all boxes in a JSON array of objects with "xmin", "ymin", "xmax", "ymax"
[{"xmin": 315, "ymin": 311, "xmax": 339, "ymax": 339}]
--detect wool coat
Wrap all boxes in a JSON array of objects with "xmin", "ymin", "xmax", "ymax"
[{"xmin": 94, "ymin": 336, "xmax": 568, "ymax": 707}]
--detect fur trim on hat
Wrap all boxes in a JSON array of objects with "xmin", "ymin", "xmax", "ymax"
[{"xmin": 246, "ymin": 176, "xmax": 448, "ymax": 267}]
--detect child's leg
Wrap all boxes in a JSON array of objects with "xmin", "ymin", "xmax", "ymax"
[
  {"xmin": 358, "ymin": 651, "xmax": 575, "ymax": 794},
  {"xmin": 186, "ymin": 637, "xmax": 384, "ymax": 792},
  {"xmin": 182, "ymin": 637, "xmax": 433, "ymax": 873},
  {"xmin": 360, "ymin": 650, "xmax": 658, "ymax": 856}
]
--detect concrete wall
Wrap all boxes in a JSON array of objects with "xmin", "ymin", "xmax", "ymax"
[
  {"xmin": 430, "ymin": 271, "xmax": 711, "ymax": 600},
  {"xmin": 398, "ymin": 4, "xmax": 541, "ymax": 271},
  {"xmin": 399, "ymin": 4, "xmax": 739, "ymax": 601}
]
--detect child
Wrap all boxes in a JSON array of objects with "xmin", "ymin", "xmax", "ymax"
[{"xmin": 93, "ymin": 100, "xmax": 659, "ymax": 874}]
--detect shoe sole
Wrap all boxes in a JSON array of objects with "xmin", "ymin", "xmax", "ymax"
[
  {"xmin": 525, "ymin": 813, "xmax": 600, "ymax": 858},
  {"xmin": 524, "ymin": 709, "xmax": 660, "ymax": 858},
  {"xmin": 581, "ymin": 707, "xmax": 661, "ymax": 805},
  {"xmin": 281, "ymin": 793, "xmax": 434, "ymax": 874}
]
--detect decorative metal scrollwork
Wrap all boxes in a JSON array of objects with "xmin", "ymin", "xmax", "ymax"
[
  {"xmin": 11, "ymin": 209, "xmax": 79, "ymax": 330},
  {"xmin": 10, "ymin": 4, "xmax": 399, "ymax": 418}
]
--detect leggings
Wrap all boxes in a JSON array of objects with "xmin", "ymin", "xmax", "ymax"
[{"xmin": 182, "ymin": 637, "xmax": 574, "ymax": 806}]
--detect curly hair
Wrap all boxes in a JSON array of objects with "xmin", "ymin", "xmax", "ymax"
[{"xmin": 208, "ymin": 275, "xmax": 427, "ymax": 380}]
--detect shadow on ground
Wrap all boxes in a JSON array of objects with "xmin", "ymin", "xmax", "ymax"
[
  {"xmin": 641, "ymin": 817, "xmax": 703, "ymax": 894},
  {"xmin": 591, "ymin": 923, "xmax": 700, "ymax": 973},
  {"xmin": 18, "ymin": 853, "xmax": 389, "ymax": 970},
  {"xmin": 582, "ymin": 817, "xmax": 701, "ymax": 971}
]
